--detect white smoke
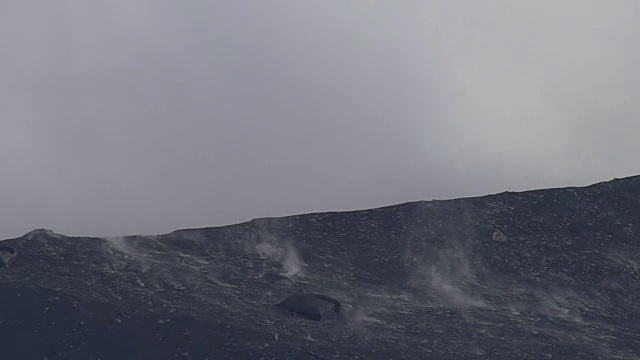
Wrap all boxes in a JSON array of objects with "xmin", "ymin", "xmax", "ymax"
[
  {"xmin": 103, "ymin": 236, "xmax": 137, "ymax": 258},
  {"xmin": 408, "ymin": 238, "xmax": 487, "ymax": 310},
  {"xmin": 536, "ymin": 288, "xmax": 585, "ymax": 323},
  {"xmin": 248, "ymin": 231, "xmax": 306, "ymax": 278},
  {"xmin": 428, "ymin": 265, "xmax": 485, "ymax": 308},
  {"xmin": 102, "ymin": 236, "xmax": 152, "ymax": 274}
]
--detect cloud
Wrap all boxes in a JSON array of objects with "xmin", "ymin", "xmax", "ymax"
[{"xmin": 1, "ymin": 1, "xmax": 638, "ymax": 238}]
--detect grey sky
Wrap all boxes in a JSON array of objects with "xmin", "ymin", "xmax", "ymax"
[{"xmin": 1, "ymin": 1, "xmax": 638, "ymax": 239}]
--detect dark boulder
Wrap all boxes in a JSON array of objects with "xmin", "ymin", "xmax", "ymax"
[
  {"xmin": 307, "ymin": 293, "xmax": 341, "ymax": 313},
  {"xmin": 276, "ymin": 293, "xmax": 341, "ymax": 321}
]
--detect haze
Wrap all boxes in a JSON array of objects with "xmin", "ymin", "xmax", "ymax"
[{"xmin": 1, "ymin": 1, "xmax": 638, "ymax": 238}]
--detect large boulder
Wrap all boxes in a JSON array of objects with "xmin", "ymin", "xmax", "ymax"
[{"xmin": 276, "ymin": 293, "xmax": 341, "ymax": 321}]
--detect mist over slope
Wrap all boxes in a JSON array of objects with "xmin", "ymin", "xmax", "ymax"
[{"xmin": 1, "ymin": 175, "xmax": 640, "ymax": 359}]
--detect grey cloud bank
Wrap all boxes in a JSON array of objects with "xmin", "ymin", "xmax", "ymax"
[{"xmin": 1, "ymin": 1, "xmax": 638, "ymax": 238}]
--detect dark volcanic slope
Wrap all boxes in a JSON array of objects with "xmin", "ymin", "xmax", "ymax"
[{"xmin": 2, "ymin": 176, "xmax": 640, "ymax": 359}]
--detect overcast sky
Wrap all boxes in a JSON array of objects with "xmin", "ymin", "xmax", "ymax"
[{"xmin": 1, "ymin": 1, "xmax": 638, "ymax": 239}]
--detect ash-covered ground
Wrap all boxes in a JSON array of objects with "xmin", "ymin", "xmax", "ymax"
[{"xmin": 1, "ymin": 176, "xmax": 640, "ymax": 359}]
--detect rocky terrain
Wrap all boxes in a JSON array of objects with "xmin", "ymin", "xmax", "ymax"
[{"xmin": 1, "ymin": 175, "xmax": 639, "ymax": 359}]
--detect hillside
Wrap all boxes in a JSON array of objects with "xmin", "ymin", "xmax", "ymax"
[{"xmin": 1, "ymin": 176, "xmax": 640, "ymax": 359}]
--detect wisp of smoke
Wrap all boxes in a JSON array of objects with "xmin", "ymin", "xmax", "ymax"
[
  {"xmin": 102, "ymin": 236, "xmax": 153, "ymax": 273},
  {"xmin": 252, "ymin": 234, "xmax": 306, "ymax": 278},
  {"xmin": 537, "ymin": 288, "xmax": 585, "ymax": 323},
  {"xmin": 104, "ymin": 237, "xmax": 136, "ymax": 257},
  {"xmin": 429, "ymin": 265, "xmax": 485, "ymax": 308},
  {"xmin": 408, "ymin": 237, "xmax": 486, "ymax": 310}
]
